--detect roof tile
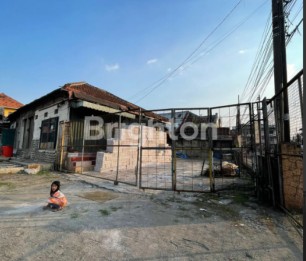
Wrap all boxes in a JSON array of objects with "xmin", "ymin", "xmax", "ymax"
[{"xmin": 0, "ymin": 93, "xmax": 23, "ymax": 109}]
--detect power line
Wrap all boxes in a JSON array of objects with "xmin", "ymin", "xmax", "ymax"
[
  {"xmin": 188, "ymin": 1, "xmax": 269, "ymax": 68},
  {"xmin": 130, "ymin": 0, "xmax": 243, "ymax": 103},
  {"xmin": 240, "ymin": 12, "xmax": 273, "ymax": 103},
  {"xmin": 133, "ymin": 0, "xmax": 269, "ymax": 104},
  {"xmin": 291, "ymin": 3, "xmax": 303, "ymax": 22}
]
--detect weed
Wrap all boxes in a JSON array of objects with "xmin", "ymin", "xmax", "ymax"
[
  {"xmin": 0, "ymin": 182, "xmax": 15, "ymax": 190},
  {"xmin": 37, "ymin": 170, "xmax": 51, "ymax": 176},
  {"xmin": 233, "ymin": 193, "xmax": 249, "ymax": 204},
  {"xmin": 178, "ymin": 205, "xmax": 187, "ymax": 211},
  {"xmin": 110, "ymin": 206, "xmax": 122, "ymax": 212},
  {"xmin": 99, "ymin": 209, "xmax": 110, "ymax": 216},
  {"xmin": 71, "ymin": 213, "xmax": 79, "ymax": 219}
]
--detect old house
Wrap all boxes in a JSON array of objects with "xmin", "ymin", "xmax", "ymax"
[
  {"xmin": 9, "ymin": 82, "xmax": 170, "ymax": 172},
  {"xmin": 0, "ymin": 93, "xmax": 23, "ymax": 153}
]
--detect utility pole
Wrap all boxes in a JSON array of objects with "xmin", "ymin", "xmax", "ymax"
[{"xmin": 271, "ymin": 0, "xmax": 290, "ymax": 142}]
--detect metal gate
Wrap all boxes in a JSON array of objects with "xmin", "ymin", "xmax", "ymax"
[
  {"xmin": 139, "ymin": 105, "xmax": 255, "ymax": 193},
  {"xmin": 139, "ymin": 108, "xmax": 213, "ymax": 192},
  {"xmin": 56, "ymin": 104, "xmax": 255, "ymax": 193}
]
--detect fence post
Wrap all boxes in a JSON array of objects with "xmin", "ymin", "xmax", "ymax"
[
  {"xmin": 262, "ymin": 98, "xmax": 275, "ymax": 206},
  {"xmin": 137, "ymin": 109, "xmax": 142, "ymax": 188},
  {"xmin": 81, "ymin": 119, "xmax": 86, "ymax": 174},
  {"xmin": 298, "ymin": 76, "xmax": 303, "ymax": 120},
  {"xmin": 208, "ymin": 108, "xmax": 215, "ymax": 192},
  {"xmin": 59, "ymin": 122, "xmax": 66, "ymax": 172},
  {"xmin": 114, "ymin": 113, "xmax": 121, "ymax": 185},
  {"xmin": 171, "ymin": 109, "xmax": 176, "ymax": 191}
]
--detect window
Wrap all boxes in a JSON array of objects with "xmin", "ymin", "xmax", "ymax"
[
  {"xmin": 54, "ymin": 109, "xmax": 58, "ymax": 114},
  {"xmin": 44, "ymin": 112, "xmax": 48, "ymax": 117},
  {"xmin": 40, "ymin": 117, "xmax": 59, "ymax": 150}
]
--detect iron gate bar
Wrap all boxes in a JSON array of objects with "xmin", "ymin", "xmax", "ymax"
[
  {"xmin": 297, "ymin": 77, "xmax": 303, "ymax": 120},
  {"xmin": 171, "ymin": 109, "xmax": 176, "ymax": 191},
  {"xmin": 78, "ymin": 172, "xmax": 137, "ymax": 187},
  {"xmin": 210, "ymin": 102, "xmax": 252, "ymax": 110},
  {"xmin": 262, "ymin": 98, "xmax": 276, "ymax": 207}
]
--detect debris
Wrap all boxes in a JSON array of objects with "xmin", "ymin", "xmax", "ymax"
[
  {"xmin": 219, "ymin": 199, "xmax": 233, "ymax": 205},
  {"xmin": 221, "ymin": 161, "xmax": 239, "ymax": 176},
  {"xmin": 176, "ymin": 152, "xmax": 189, "ymax": 159},
  {"xmin": 182, "ymin": 238, "xmax": 210, "ymax": 251}
]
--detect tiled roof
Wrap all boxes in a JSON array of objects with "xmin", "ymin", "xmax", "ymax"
[
  {"xmin": 8, "ymin": 82, "xmax": 168, "ymax": 122},
  {"xmin": 0, "ymin": 93, "xmax": 23, "ymax": 109},
  {"xmin": 62, "ymin": 82, "xmax": 168, "ymax": 121}
]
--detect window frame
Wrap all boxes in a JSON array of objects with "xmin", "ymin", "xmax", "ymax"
[{"xmin": 39, "ymin": 117, "xmax": 59, "ymax": 150}]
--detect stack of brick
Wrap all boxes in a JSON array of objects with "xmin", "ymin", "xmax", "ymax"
[
  {"xmin": 67, "ymin": 152, "xmax": 96, "ymax": 173},
  {"xmin": 94, "ymin": 126, "xmax": 171, "ymax": 173}
]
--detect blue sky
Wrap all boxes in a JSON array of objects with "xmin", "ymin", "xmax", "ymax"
[{"xmin": 0, "ymin": 0, "xmax": 303, "ymax": 109}]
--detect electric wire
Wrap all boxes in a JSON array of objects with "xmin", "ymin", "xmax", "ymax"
[
  {"xmin": 133, "ymin": 0, "xmax": 269, "ymax": 104},
  {"xmin": 128, "ymin": 0, "xmax": 243, "ymax": 102}
]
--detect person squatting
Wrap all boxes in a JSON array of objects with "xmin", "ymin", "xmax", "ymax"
[{"xmin": 44, "ymin": 180, "xmax": 68, "ymax": 211}]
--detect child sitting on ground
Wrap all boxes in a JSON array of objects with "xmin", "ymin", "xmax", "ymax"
[{"xmin": 44, "ymin": 180, "xmax": 68, "ymax": 211}]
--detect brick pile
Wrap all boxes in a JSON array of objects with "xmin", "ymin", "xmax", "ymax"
[{"xmin": 95, "ymin": 126, "xmax": 171, "ymax": 172}]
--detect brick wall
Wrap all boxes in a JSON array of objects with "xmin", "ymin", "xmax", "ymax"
[
  {"xmin": 16, "ymin": 139, "xmax": 57, "ymax": 164},
  {"xmin": 281, "ymin": 143, "xmax": 303, "ymax": 211}
]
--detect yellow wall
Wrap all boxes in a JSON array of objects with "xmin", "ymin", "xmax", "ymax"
[{"xmin": 3, "ymin": 108, "xmax": 17, "ymax": 117}]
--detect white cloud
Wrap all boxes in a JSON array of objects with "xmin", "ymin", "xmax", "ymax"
[
  {"xmin": 238, "ymin": 49, "xmax": 247, "ymax": 54},
  {"xmin": 105, "ymin": 64, "xmax": 120, "ymax": 72},
  {"xmin": 147, "ymin": 58, "xmax": 158, "ymax": 64}
]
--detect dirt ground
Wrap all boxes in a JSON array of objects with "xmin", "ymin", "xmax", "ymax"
[{"xmin": 0, "ymin": 172, "xmax": 303, "ymax": 261}]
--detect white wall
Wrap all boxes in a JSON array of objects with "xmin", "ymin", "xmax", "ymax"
[{"xmin": 33, "ymin": 101, "xmax": 70, "ymax": 140}]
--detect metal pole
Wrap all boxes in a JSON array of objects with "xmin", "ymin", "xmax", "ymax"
[
  {"xmin": 114, "ymin": 114, "xmax": 121, "ymax": 185},
  {"xmin": 171, "ymin": 109, "xmax": 176, "ymax": 191},
  {"xmin": 59, "ymin": 122, "xmax": 66, "ymax": 172},
  {"xmin": 262, "ymin": 98, "xmax": 276, "ymax": 206},
  {"xmin": 81, "ymin": 119, "xmax": 86, "ymax": 174},
  {"xmin": 208, "ymin": 108, "xmax": 215, "ymax": 192},
  {"xmin": 298, "ymin": 77, "xmax": 303, "ymax": 121},
  {"xmin": 136, "ymin": 109, "xmax": 142, "ymax": 188}
]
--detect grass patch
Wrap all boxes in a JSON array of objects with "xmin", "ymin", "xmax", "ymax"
[
  {"xmin": 99, "ymin": 209, "xmax": 110, "ymax": 216},
  {"xmin": 178, "ymin": 205, "xmax": 188, "ymax": 211},
  {"xmin": 110, "ymin": 206, "xmax": 122, "ymax": 212},
  {"xmin": 180, "ymin": 213, "xmax": 192, "ymax": 219},
  {"xmin": 233, "ymin": 193, "xmax": 249, "ymax": 204},
  {"xmin": 71, "ymin": 213, "xmax": 79, "ymax": 219},
  {"xmin": 37, "ymin": 170, "xmax": 51, "ymax": 176},
  {"xmin": 0, "ymin": 182, "xmax": 15, "ymax": 190}
]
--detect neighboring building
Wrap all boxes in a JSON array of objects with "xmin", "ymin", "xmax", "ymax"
[
  {"xmin": 159, "ymin": 110, "xmax": 234, "ymax": 158},
  {"xmin": 9, "ymin": 82, "xmax": 169, "ymax": 171},
  {"xmin": 0, "ymin": 93, "xmax": 23, "ymax": 146},
  {"xmin": 159, "ymin": 111, "xmax": 219, "ymax": 137},
  {"xmin": 239, "ymin": 123, "xmax": 277, "ymax": 148},
  {"xmin": 0, "ymin": 93, "xmax": 23, "ymax": 118}
]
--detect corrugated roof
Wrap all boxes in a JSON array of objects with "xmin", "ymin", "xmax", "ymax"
[{"xmin": 0, "ymin": 93, "xmax": 23, "ymax": 109}]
